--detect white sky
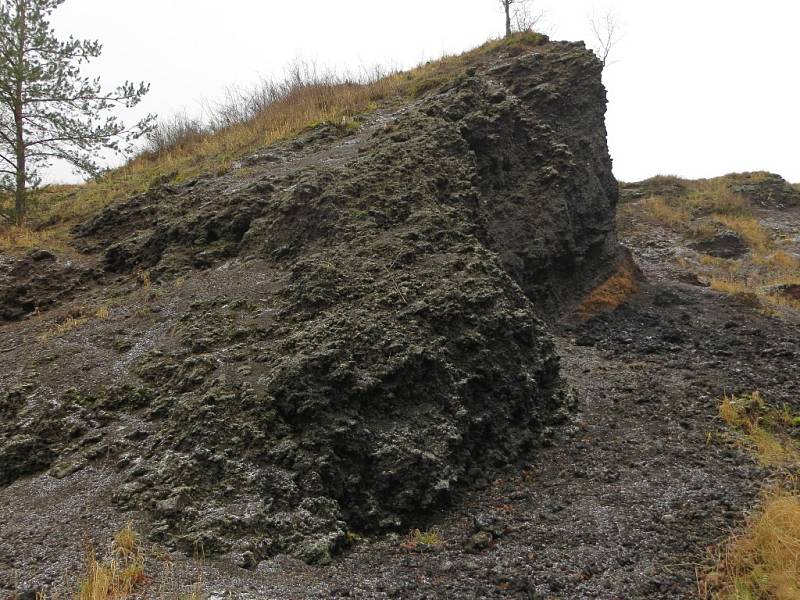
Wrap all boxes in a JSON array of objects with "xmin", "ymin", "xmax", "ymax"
[{"xmin": 47, "ymin": 0, "xmax": 800, "ymax": 183}]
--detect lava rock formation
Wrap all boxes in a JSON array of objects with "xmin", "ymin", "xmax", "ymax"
[{"xmin": 0, "ymin": 36, "xmax": 619, "ymax": 563}]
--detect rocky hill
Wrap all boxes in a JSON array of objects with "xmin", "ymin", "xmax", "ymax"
[
  {"xmin": 5, "ymin": 33, "xmax": 799, "ymax": 600},
  {"xmin": 0, "ymin": 33, "xmax": 622, "ymax": 592}
]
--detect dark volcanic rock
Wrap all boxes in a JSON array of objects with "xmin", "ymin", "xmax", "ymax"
[
  {"xmin": 0, "ymin": 251, "xmax": 99, "ymax": 320},
  {"xmin": 1, "ymin": 37, "xmax": 618, "ymax": 563},
  {"xmin": 688, "ymin": 230, "xmax": 748, "ymax": 259},
  {"xmin": 763, "ymin": 282, "xmax": 800, "ymax": 302}
]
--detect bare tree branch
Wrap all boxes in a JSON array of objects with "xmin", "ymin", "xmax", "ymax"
[{"xmin": 589, "ymin": 9, "xmax": 621, "ymax": 68}]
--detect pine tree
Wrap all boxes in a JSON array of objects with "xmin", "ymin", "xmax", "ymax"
[{"xmin": 0, "ymin": 0, "xmax": 154, "ymax": 224}]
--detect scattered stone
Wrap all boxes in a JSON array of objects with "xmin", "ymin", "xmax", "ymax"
[{"xmin": 466, "ymin": 531, "xmax": 494, "ymax": 552}]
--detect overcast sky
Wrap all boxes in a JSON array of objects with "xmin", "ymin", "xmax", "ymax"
[{"xmin": 47, "ymin": 0, "xmax": 800, "ymax": 183}]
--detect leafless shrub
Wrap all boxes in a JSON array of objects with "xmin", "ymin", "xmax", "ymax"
[
  {"xmin": 589, "ymin": 9, "xmax": 621, "ymax": 67},
  {"xmin": 144, "ymin": 112, "xmax": 205, "ymax": 155},
  {"xmin": 144, "ymin": 60, "xmax": 394, "ymax": 158}
]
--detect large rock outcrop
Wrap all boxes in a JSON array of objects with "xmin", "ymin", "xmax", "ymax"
[{"xmin": 0, "ymin": 35, "xmax": 619, "ymax": 563}]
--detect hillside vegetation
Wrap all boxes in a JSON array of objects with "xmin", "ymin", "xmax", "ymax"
[
  {"xmin": 619, "ymin": 172, "xmax": 800, "ymax": 315},
  {"xmin": 0, "ymin": 33, "xmax": 548, "ymax": 252}
]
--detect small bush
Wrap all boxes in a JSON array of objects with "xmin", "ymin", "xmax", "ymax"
[
  {"xmin": 399, "ymin": 527, "xmax": 442, "ymax": 552},
  {"xmin": 144, "ymin": 112, "xmax": 206, "ymax": 156},
  {"xmin": 410, "ymin": 527, "xmax": 441, "ymax": 546}
]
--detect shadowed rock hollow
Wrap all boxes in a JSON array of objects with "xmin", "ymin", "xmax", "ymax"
[{"xmin": 0, "ymin": 36, "xmax": 619, "ymax": 565}]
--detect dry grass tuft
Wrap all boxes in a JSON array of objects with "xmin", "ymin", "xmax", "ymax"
[
  {"xmin": 717, "ymin": 391, "xmax": 799, "ymax": 468},
  {"xmin": 755, "ymin": 250, "xmax": 800, "ymax": 273},
  {"xmin": 38, "ymin": 316, "xmax": 88, "ymax": 341},
  {"xmin": 77, "ymin": 524, "xmax": 145, "ymax": 600},
  {"xmin": 410, "ymin": 527, "xmax": 441, "ymax": 546},
  {"xmin": 689, "ymin": 179, "xmax": 750, "ymax": 216},
  {"xmin": 700, "ymin": 393, "xmax": 800, "ymax": 598},
  {"xmin": 702, "ymin": 488, "xmax": 800, "ymax": 600},
  {"xmin": 400, "ymin": 527, "xmax": 442, "ymax": 552},
  {"xmin": 709, "ymin": 276, "xmax": 800, "ymax": 313},
  {"xmin": 640, "ymin": 196, "xmax": 691, "ymax": 228},
  {"xmin": 628, "ymin": 174, "xmax": 799, "ymax": 315},
  {"xmin": 0, "ymin": 225, "xmax": 69, "ymax": 253},
  {"xmin": 577, "ymin": 253, "xmax": 641, "ymax": 319}
]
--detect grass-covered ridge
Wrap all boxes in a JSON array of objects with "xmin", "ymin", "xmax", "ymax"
[
  {"xmin": 0, "ymin": 32, "xmax": 548, "ymax": 253},
  {"xmin": 619, "ymin": 172, "xmax": 800, "ymax": 315}
]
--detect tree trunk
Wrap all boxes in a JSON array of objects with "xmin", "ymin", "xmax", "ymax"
[
  {"xmin": 505, "ymin": 2, "xmax": 512, "ymax": 37},
  {"xmin": 13, "ymin": 0, "xmax": 26, "ymax": 226},
  {"xmin": 14, "ymin": 106, "xmax": 25, "ymax": 226}
]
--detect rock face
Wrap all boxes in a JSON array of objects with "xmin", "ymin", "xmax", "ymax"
[
  {"xmin": 0, "ymin": 37, "xmax": 619, "ymax": 563},
  {"xmin": 0, "ymin": 251, "xmax": 99, "ymax": 321}
]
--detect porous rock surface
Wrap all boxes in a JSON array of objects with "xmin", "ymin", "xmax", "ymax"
[{"xmin": 0, "ymin": 37, "xmax": 618, "ymax": 566}]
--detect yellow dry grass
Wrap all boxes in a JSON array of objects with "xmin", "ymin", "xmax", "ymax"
[
  {"xmin": 77, "ymin": 524, "xmax": 145, "ymax": 600},
  {"xmin": 688, "ymin": 179, "xmax": 750, "ymax": 216},
  {"xmin": 713, "ymin": 215, "xmax": 771, "ymax": 251},
  {"xmin": 577, "ymin": 253, "xmax": 641, "ymax": 319},
  {"xmin": 701, "ymin": 393, "xmax": 800, "ymax": 599},
  {"xmin": 0, "ymin": 225, "xmax": 69, "ymax": 253},
  {"xmin": 755, "ymin": 250, "xmax": 800, "ymax": 273},
  {"xmin": 718, "ymin": 392, "xmax": 799, "ymax": 468},
  {"xmin": 640, "ymin": 195, "xmax": 691, "ymax": 228},
  {"xmin": 638, "ymin": 179, "xmax": 750, "ymax": 234},
  {"xmin": 38, "ymin": 316, "xmax": 88, "ymax": 341},
  {"xmin": 704, "ymin": 488, "xmax": 800, "ymax": 600},
  {"xmin": 630, "ymin": 174, "xmax": 800, "ymax": 315},
  {"xmin": 710, "ymin": 277, "xmax": 800, "ymax": 313}
]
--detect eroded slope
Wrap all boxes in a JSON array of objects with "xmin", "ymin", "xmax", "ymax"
[{"xmin": 0, "ymin": 36, "xmax": 618, "ymax": 578}]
